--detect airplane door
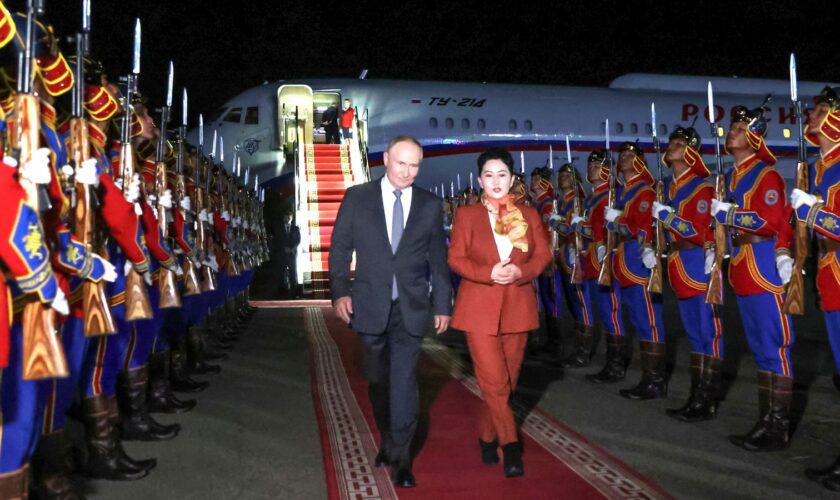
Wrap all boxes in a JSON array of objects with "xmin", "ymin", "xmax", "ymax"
[
  {"xmin": 312, "ymin": 91, "xmax": 341, "ymax": 144},
  {"xmin": 277, "ymin": 84, "xmax": 314, "ymax": 151}
]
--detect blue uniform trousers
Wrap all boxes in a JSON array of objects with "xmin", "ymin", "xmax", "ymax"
[
  {"xmin": 677, "ymin": 295, "xmax": 723, "ymax": 359},
  {"xmin": 735, "ymin": 292, "xmax": 794, "ymax": 376}
]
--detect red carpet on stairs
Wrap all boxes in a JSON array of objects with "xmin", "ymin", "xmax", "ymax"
[{"xmin": 306, "ymin": 307, "xmax": 673, "ymax": 500}]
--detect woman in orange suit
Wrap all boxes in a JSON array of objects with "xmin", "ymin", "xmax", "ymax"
[{"xmin": 448, "ymin": 147, "xmax": 552, "ymax": 478}]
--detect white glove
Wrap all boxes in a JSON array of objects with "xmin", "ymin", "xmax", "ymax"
[
  {"xmin": 243, "ymin": 220, "xmax": 250, "ymax": 229},
  {"xmin": 123, "ymin": 260, "xmax": 133, "ymax": 277},
  {"xmin": 571, "ymin": 215, "xmax": 585, "ymax": 225},
  {"xmin": 159, "ymin": 189, "xmax": 173, "ymax": 209},
  {"xmin": 704, "ymin": 248, "xmax": 715, "ymax": 274},
  {"xmin": 147, "ymin": 193, "xmax": 157, "ymax": 205},
  {"xmin": 76, "ymin": 158, "xmax": 100, "ymax": 186},
  {"xmin": 548, "ymin": 214, "xmax": 562, "ymax": 225},
  {"xmin": 208, "ymin": 212, "xmax": 215, "ymax": 225},
  {"xmin": 180, "ymin": 195, "xmax": 192, "ymax": 211},
  {"xmin": 221, "ymin": 210, "xmax": 231, "ymax": 221},
  {"xmin": 596, "ymin": 245, "xmax": 606, "ymax": 263},
  {"xmin": 50, "ymin": 287, "xmax": 69, "ymax": 316},
  {"xmin": 94, "ymin": 253, "xmax": 118, "ymax": 282},
  {"xmin": 233, "ymin": 216, "xmax": 241, "ymax": 228},
  {"xmin": 125, "ymin": 173, "xmax": 141, "ymax": 203},
  {"xmin": 605, "ymin": 207, "xmax": 622, "ymax": 223},
  {"xmin": 3, "ymin": 155, "xmax": 18, "ymax": 167},
  {"xmin": 652, "ymin": 201, "xmax": 674, "ymax": 222},
  {"xmin": 143, "ymin": 270, "xmax": 152, "ymax": 286},
  {"xmin": 566, "ymin": 245, "xmax": 576, "ymax": 265},
  {"xmin": 207, "ymin": 254, "xmax": 219, "ymax": 272},
  {"xmin": 20, "ymin": 148, "xmax": 52, "ymax": 185},
  {"xmin": 61, "ymin": 164, "xmax": 74, "ymax": 179},
  {"xmin": 790, "ymin": 188, "xmax": 817, "ymax": 209},
  {"xmin": 642, "ymin": 247, "xmax": 657, "ymax": 269},
  {"xmin": 173, "ymin": 264, "xmax": 184, "ymax": 277},
  {"xmin": 776, "ymin": 254, "xmax": 794, "ymax": 285},
  {"xmin": 711, "ymin": 199, "xmax": 732, "ymax": 217},
  {"xmin": 198, "ymin": 209, "xmax": 208, "ymax": 222}
]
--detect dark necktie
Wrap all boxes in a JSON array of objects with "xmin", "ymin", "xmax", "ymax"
[{"xmin": 391, "ymin": 189, "xmax": 403, "ymax": 299}]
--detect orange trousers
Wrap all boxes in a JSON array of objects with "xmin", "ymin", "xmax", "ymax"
[{"xmin": 465, "ymin": 331, "xmax": 528, "ymax": 445}]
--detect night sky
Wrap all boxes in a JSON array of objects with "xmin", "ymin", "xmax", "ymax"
[{"xmin": 39, "ymin": 0, "xmax": 840, "ymax": 124}]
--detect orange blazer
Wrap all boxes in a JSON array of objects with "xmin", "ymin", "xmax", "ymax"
[{"xmin": 448, "ymin": 203, "xmax": 552, "ymax": 335}]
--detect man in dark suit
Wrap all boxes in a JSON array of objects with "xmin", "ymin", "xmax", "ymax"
[
  {"xmin": 275, "ymin": 211, "xmax": 300, "ymax": 297},
  {"xmin": 329, "ymin": 135, "xmax": 452, "ymax": 488}
]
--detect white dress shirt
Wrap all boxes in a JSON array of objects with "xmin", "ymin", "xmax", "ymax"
[
  {"xmin": 488, "ymin": 212, "xmax": 513, "ymax": 261},
  {"xmin": 381, "ymin": 175, "xmax": 412, "ymax": 245}
]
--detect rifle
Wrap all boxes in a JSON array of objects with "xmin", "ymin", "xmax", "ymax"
[
  {"xmin": 782, "ymin": 53, "xmax": 808, "ymax": 315},
  {"xmin": 196, "ymin": 116, "xmax": 217, "ymax": 291},
  {"xmin": 597, "ymin": 119, "xmax": 616, "ymax": 287},
  {"xmin": 567, "ymin": 136, "xmax": 584, "ymax": 285},
  {"xmin": 14, "ymin": 0, "xmax": 68, "ymax": 379},
  {"xmin": 177, "ymin": 87, "xmax": 201, "ymax": 296},
  {"xmin": 119, "ymin": 19, "xmax": 152, "ymax": 321},
  {"xmin": 153, "ymin": 62, "xmax": 181, "ymax": 309},
  {"xmin": 705, "ymin": 82, "xmax": 726, "ymax": 305},
  {"xmin": 70, "ymin": 2, "xmax": 116, "ymax": 336},
  {"xmin": 647, "ymin": 103, "xmax": 665, "ymax": 294}
]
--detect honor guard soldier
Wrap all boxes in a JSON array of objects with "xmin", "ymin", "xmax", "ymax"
[
  {"xmin": 604, "ymin": 141, "xmax": 667, "ymax": 400},
  {"xmin": 712, "ymin": 103, "xmax": 795, "ymax": 452},
  {"xmin": 791, "ymin": 86, "xmax": 840, "ymax": 490},
  {"xmin": 530, "ymin": 166, "xmax": 560, "ymax": 352},
  {"xmin": 583, "ymin": 150, "xmax": 628, "ymax": 382},
  {"xmin": 549, "ymin": 163, "xmax": 595, "ymax": 367},
  {"xmin": 653, "ymin": 124, "xmax": 724, "ymax": 421}
]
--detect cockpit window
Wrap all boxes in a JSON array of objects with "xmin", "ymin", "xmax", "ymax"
[
  {"xmin": 244, "ymin": 107, "xmax": 259, "ymax": 125},
  {"xmin": 223, "ymin": 108, "xmax": 242, "ymax": 123},
  {"xmin": 208, "ymin": 107, "xmax": 227, "ymax": 122}
]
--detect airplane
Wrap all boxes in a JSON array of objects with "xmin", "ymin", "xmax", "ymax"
[{"xmin": 187, "ymin": 72, "xmax": 838, "ymax": 194}]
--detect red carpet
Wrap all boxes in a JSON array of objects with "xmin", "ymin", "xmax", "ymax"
[{"xmin": 306, "ymin": 307, "xmax": 672, "ymax": 500}]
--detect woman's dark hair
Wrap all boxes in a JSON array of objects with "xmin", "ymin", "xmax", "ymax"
[{"xmin": 477, "ymin": 147, "xmax": 514, "ymax": 175}]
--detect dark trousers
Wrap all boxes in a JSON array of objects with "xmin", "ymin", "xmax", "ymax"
[{"xmin": 358, "ymin": 300, "xmax": 423, "ymax": 469}]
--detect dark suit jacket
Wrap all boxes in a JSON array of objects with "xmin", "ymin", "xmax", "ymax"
[
  {"xmin": 329, "ymin": 178, "xmax": 452, "ymax": 336},
  {"xmin": 448, "ymin": 203, "xmax": 552, "ymax": 335}
]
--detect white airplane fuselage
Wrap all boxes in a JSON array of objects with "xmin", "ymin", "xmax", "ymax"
[{"xmin": 188, "ymin": 74, "xmax": 836, "ymax": 192}]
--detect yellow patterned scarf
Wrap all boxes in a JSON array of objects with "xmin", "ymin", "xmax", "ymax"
[{"xmin": 481, "ymin": 193, "xmax": 529, "ymax": 252}]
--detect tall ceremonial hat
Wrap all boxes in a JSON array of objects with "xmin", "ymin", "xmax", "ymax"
[
  {"xmin": 557, "ymin": 161, "xmax": 583, "ymax": 184},
  {"xmin": 667, "ymin": 119, "xmax": 709, "ymax": 177},
  {"xmin": 531, "ymin": 165, "xmax": 555, "ymax": 196},
  {"xmin": 729, "ymin": 95, "xmax": 776, "ymax": 165},
  {"xmin": 7, "ymin": 12, "xmax": 74, "ymax": 96},
  {"xmin": 511, "ymin": 171, "xmax": 528, "ymax": 203},
  {"xmin": 587, "ymin": 149, "xmax": 611, "ymax": 183},
  {"xmin": 68, "ymin": 56, "xmax": 119, "ymax": 121},
  {"xmin": 805, "ymin": 86, "xmax": 840, "ymax": 144},
  {"xmin": 617, "ymin": 140, "xmax": 653, "ymax": 183}
]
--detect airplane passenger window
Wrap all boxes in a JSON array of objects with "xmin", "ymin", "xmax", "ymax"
[
  {"xmin": 615, "ymin": 122, "xmax": 624, "ymax": 133},
  {"xmin": 244, "ymin": 107, "xmax": 259, "ymax": 125},
  {"xmin": 462, "ymin": 118, "xmax": 470, "ymax": 129},
  {"xmin": 429, "ymin": 117, "xmax": 438, "ymax": 128},
  {"xmin": 477, "ymin": 119, "xmax": 485, "ymax": 130},
  {"xmin": 509, "ymin": 119, "xmax": 517, "ymax": 130},
  {"xmin": 223, "ymin": 108, "xmax": 242, "ymax": 123},
  {"xmin": 630, "ymin": 123, "xmax": 638, "ymax": 134},
  {"xmin": 445, "ymin": 118, "xmax": 454, "ymax": 129},
  {"xmin": 524, "ymin": 120, "xmax": 533, "ymax": 131}
]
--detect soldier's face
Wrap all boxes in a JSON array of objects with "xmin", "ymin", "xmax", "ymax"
[
  {"xmin": 558, "ymin": 171, "xmax": 572, "ymax": 190},
  {"xmin": 725, "ymin": 121, "xmax": 748, "ymax": 151},
  {"xmin": 587, "ymin": 162, "xmax": 602, "ymax": 183},
  {"xmin": 664, "ymin": 138, "xmax": 687, "ymax": 165},
  {"xmin": 478, "ymin": 159, "xmax": 514, "ymax": 200},
  {"xmin": 807, "ymin": 103, "xmax": 831, "ymax": 132},
  {"xmin": 618, "ymin": 150, "xmax": 636, "ymax": 176},
  {"xmin": 383, "ymin": 140, "xmax": 422, "ymax": 190}
]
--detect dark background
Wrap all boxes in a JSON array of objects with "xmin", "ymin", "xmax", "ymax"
[{"xmin": 38, "ymin": 0, "xmax": 840, "ymax": 124}]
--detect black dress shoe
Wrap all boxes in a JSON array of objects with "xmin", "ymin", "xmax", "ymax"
[
  {"xmin": 479, "ymin": 439, "xmax": 499, "ymax": 465},
  {"xmin": 502, "ymin": 443, "xmax": 524, "ymax": 478},
  {"xmin": 374, "ymin": 449, "xmax": 390, "ymax": 467},
  {"xmin": 393, "ymin": 467, "xmax": 416, "ymax": 488}
]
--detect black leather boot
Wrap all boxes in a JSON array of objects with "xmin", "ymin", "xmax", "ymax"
[
  {"xmin": 0, "ymin": 464, "xmax": 29, "ymax": 500},
  {"xmin": 729, "ymin": 371, "xmax": 774, "ymax": 449},
  {"xmin": 619, "ymin": 341, "xmax": 668, "ymax": 400},
  {"xmin": 586, "ymin": 334, "xmax": 627, "ymax": 384},
  {"xmin": 672, "ymin": 354, "xmax": 722, "ymax": 422},
  {"xmin": 666, "ymin": 352, "xmax": 703, "ymax": 419},
  {"xmin": 562, "ymin": 324, "xmax": 593, "ymax": 368},
  {"xmin": 170, "ymin": 337, "xmax": 209, "ymax": 393},
  {"xmin": 501, "ymin": 443, "xmax": 524, "ymax": 478},
  {"xmin": 31, "ymin": 429, "xmax": 84, "ymax": 500},
  {"xmin": 118, "ymin": 366, "xmax": 181, "ymax": 441},
  {"xmin": 82, "ymin": 395, "xmax": 155, "ymax": 481},
  {"xmin": 147, "ymin": 351, "xmax": 196, "ymax": 414},
  {"xmin": 739, "ymin": 373, "xmax": 792, "ymax": 451},
  {"xmin": 187, "ymin": 328, "xmax": 221, "ymax": 375},
  {"xmin": 806, "ymin": 455, "xmax": 840, "ymax": 487},
  {"xmin": 479, "ymin": 439, "xmax": 499, "ymax": 465}
]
